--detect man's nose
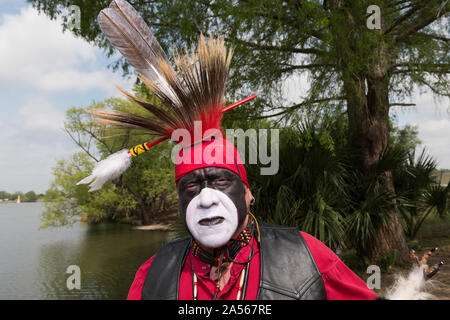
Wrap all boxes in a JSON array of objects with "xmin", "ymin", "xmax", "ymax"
[{"xmin": 197, "ymin": 187, "xmax": 220, "ymax": 208}]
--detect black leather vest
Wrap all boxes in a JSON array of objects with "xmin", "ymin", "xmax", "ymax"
[{"xmin": 141, "ymin": 222, "xmax": 326, "ymax": 300}]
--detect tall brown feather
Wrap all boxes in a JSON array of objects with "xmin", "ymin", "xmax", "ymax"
[
  {"xmin": 109, "ymin": 0, "xmax": 169, "ymax": 65},
  {"xmin": 95, "ymin": 0, "xmax": 233, "ymax": 140}
]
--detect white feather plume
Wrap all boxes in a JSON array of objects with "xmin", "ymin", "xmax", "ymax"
[
  {"xmin": 77, "ymin": 149, "xmax": 133, "ymax": 192},
  {"xmin": 385, "ymin": 265, "xmax": 436, "ymax": 300}
]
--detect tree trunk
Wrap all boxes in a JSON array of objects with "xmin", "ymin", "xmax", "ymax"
[
  {"xmin": 136, "ymin": 198, "xmax": 153, "ymax": 225},
  {"xmin": 345, "ymin": 71, "xmax": 410, "ymax": 264}
]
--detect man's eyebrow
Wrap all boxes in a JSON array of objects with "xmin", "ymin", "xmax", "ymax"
[
  {"xmin": 185, "ymin": 177, "xmax": 200, "ymax": 183},
  {"xmin": 180, "ymin": 175, "xmax": 200, "ymax": 185},
  {"xmin": 206, "ymin": 170, "xmax": 234, "ymax": 179}
]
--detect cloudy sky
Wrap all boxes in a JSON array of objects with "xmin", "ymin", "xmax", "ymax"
[
  {"xmin": 0, "ymin": 1, "xmax": 449, "ymax": 194},
  {"xmin": 0, "ymin": 2, "xmax": 133, "ymax": 193}
]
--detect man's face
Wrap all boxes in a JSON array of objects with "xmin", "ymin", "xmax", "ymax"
[{"xmin": 177, "ymin": 167, "xmax": 248, "ymax": 249}]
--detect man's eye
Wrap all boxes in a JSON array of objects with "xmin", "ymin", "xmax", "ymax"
[
  {"xmin": 213, "ymin": 178, "xmax": 229, "ymax": 185},
  {"xmin": 185, "ymin": 183, "xmax": 199, "ymax": 191}
]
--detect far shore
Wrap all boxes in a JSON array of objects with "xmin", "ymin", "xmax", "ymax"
[
  {"xmin": 0, "ymin": 200, "xmax": 46, "ymax": 204},
  {"xmin": 132, "ymin": 223, "xmax": 173, "ymax": 231}
]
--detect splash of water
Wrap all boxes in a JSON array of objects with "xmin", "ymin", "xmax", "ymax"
[{"xmin": 385, "ymin": 265, "xmax": 436, "ymax": 300}]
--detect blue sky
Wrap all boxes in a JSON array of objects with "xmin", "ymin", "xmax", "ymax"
[{"xmin": 0, "ymin": 1, "xmax": 449, "ymax": 194}]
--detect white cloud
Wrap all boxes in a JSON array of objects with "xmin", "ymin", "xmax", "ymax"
[
  {"xmin": 0, "ymin": 7, "xmax": 90, "ymax": 81},
  {"xmin": 0, "ymin": 5, "xmax": 135, "ymax": 193},
  {"xmin": 0, "ymin": 4, "xmax": 139, "ymax": 194},
  {"xmin": 0, "ymin": 6, "xmax": 130, "ymax": 94},
  {"xmin": 0, "ymin": 108, "xmax": 75, "ymax": 193},
  {"xmin": 38, "ymin": 70, "xmax": 123, "ymax": 92},
  {"xmin": 17, "ymin": 98, "xmax": 65, "ymax": 132}
]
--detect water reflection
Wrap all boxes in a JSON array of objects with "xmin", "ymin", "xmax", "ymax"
[{"xmin": 0, "ymin": 203, "xmax": 171, "ymax": 299}]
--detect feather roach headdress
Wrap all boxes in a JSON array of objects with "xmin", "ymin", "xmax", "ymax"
[{"xmin": 77, "ymin": 0, "xmax": 255, "ymax": 191}]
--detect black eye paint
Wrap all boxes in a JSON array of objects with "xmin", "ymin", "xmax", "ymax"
[{"xmin": 178, "ymin": 167, "xmax": 247, "ymax": 235}]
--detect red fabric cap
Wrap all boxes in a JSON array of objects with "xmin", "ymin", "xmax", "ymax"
[{"xmin": 174, "ymin": 136, "xmax": 249, "ymax": 188}]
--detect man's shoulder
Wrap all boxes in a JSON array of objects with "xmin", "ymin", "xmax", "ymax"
[
  {"xmin": 136, "ymin": 236, "xmax": 191, "ymax": 274},
  {"xmin": 258, "ymin": 222, "xmax": 319, "ymax": 245},
  {"xmin": 157, "ymin": 236, "xmax": 192, "ymax": 254},
  {"xmin": 259, "ymin": 221, "xmax": 297, "ymax": 230},
  {"xmin": 258, "ymin": 222, "xmax": 339, "ymax": 274},
  {"xmin": 259, "ymin": 222, "xmax": 335, "ymax": 253},
  {"xmin": 164, "ymin": 235, "xmax": 192, "ymax": 246},
  {"xmin": 298, "ymin": 231, "xmax": 340, "ymax": 274}
]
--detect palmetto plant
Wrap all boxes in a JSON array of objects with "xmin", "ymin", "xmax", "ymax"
[
  {"xmin": 248, "ymin": 117, "xmax": 449, "ymax": 255},
  {"xmin": 342, "ymin": 145, "xmax": 407, "ymax": 256},
  {"xmin": 394, "ymin": 149, "xmax": 450, "ymax": 240},
  {"xmin": 345, "ymin": 178, "xmax": 396, "ymax": 253},
  {"xmin": 249, "ymin": 119, "xmax": 350, "ymax": 251}
]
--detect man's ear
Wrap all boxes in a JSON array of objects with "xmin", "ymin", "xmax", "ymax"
[{"xmin": 244, "ymin": 186, "xmax": 254, "ymax": 210}]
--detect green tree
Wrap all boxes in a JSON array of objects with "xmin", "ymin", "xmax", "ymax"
[
  {"xmin": 0, "ymin": 191, "xmax": 12, "ymax": 200},
  {"xmin": 23, "ymin": 191, "xmax": 39, "ymax": 202},
  {"xmin": 0, "ymin": 190, "xmax": 41, "ymax": 202},
  {"xmin": 29, "ymin": 0, "xmax": 449, "ymax": 262},
  {"xmin": 41, "ymin": 96, "xmax": 177, "ymax": 228},
  {"xmin": 391, "ymin": 124, "xmax": 422, "ymax": 153},
  {"xmin": 11, "ymin": 192, "xmax": 23, "ymax": 201}
]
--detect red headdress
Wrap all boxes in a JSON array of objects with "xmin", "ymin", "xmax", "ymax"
[{"xmin": 77, "ymin": 0, "xmax": 255, "ymax": 191}]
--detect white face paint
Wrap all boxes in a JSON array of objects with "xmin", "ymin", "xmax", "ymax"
[{"xmin": 185, "ymin": 187, "xmax": 238, "ymax": 249}]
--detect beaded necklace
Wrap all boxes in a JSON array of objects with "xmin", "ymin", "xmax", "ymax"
[
  {"xmin": 191, "ymin": 225, "xmax": 252, "ymax": 266},
  {"xmin": 191, "ymin": 246, "xmax": 253, "ymax": 300},
  {"xmin": 191, "ymin": 213, "xmax": 259, "ymax": 300}
]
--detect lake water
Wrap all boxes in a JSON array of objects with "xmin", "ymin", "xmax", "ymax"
[{"xmin": 0, "ymin": 202, "xmax": 172, "ymax": 300}]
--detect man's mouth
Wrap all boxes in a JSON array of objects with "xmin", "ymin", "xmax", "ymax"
[{"xmin": 198, "ymin": 216, "xmax": 225, "ymax": 226}]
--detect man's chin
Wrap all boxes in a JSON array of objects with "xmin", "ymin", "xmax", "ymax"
[{"xmin": 193, "ymin": 228, "xmax": 234, "ymax": 249}]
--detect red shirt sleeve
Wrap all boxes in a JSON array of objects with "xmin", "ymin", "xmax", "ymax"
[
  {"xmin": 126, "ymin": 256, "xmax": 154, "ymax": 300},
  {"xmin": 300, "ymin": 232, "xmax": 378, "ymax": 300}
]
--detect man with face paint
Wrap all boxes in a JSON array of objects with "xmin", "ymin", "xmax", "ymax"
[
  {"xmin": 180, "ymin": 168, "xmax": 248, "ymax": 250},
  {"xmin": 81, "ymin": 1, "xmax": 379, "ymax": 300},
  {"xmin": 126, "ymin": 136, "xmax": 378, "ymax": 300}
]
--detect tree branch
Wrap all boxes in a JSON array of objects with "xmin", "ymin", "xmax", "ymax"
[
  {"xmin": 431, "ymin": 35, "xmax": 450, "ymax": 43},
  {"xmin": 394, "ymin": 1, "xmax": 450, "ymax": 42},
  {"xmin": 250, "ymin": 96, "xmax": 346, "ymax": 119},
  {"xmin": 413, "ymin": 32, "xmax": 450, "ymax": 44},
  {"xmin": 64, "ymin": 127, "xmax": 99, "ymax": 162},
  {"xmin": 383, "ymin": 2, "xmax": 423, "ymax": 35},
  {"xmin": 389, "ymin": 103, "xmax": 416, "ymax": 106},
  {"xmin": 392, "ymin": 63, "xmax": 450, "ymax": 74},
  {"xmin": 279, "ymin": 63, "xmax": 336, "ymax": 73},
  {"xmin": 81, "ymin": 125, "xmax": 114, "ymax": 155},
  {"xmin": 224, "ymin": 36, "xmax": 326, "ymax": 56}
]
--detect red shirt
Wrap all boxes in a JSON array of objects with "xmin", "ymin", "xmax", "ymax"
[{"xmin": 127, "ymin": 231, "xmax": 378, "ymax": 300}]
